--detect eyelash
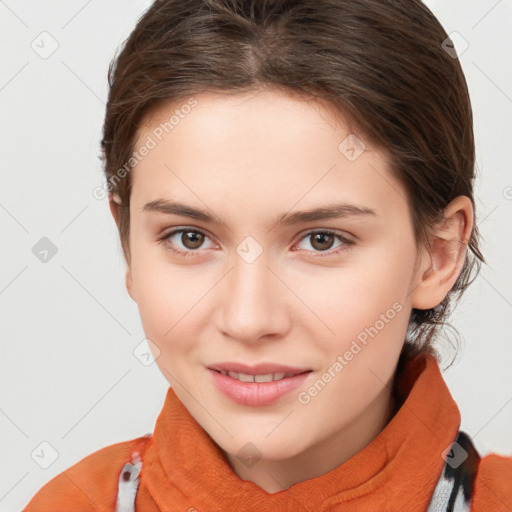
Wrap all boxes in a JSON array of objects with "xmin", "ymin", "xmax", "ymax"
[{"xmin": 158, "ymin": 228, "xmax": 355, "ymax": 259}]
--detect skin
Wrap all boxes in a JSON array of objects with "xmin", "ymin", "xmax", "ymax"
[{"xmin": 109, "ymin": 87, "xmax": 473, "ymax": 493}]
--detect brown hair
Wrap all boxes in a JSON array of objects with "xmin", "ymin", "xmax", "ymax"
[{"xmin": 100, "ymin": 0, "xmax": 485, "ymax": 363}]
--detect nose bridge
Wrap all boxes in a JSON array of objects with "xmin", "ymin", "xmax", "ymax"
[{"xmin": 219, "ymin": 244, "xmax": 285, "ymax": 342}]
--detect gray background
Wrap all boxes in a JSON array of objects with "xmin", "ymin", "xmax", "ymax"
[{"xmin": 1, "ymin": 1, "xmax": 511, "ymax": 510}]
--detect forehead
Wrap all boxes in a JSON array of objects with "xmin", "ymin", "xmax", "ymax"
[
  {"xmin": 140, "ymin": 87, "xmax": 351, "ymax": 132},
  {"xmin": 130, "ymin": 89, "xmax": 406, "ymax": 219}
]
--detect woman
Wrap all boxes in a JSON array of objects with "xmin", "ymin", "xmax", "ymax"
[{"xmin": 24, "ymin": 0, "xmax": 512, "ymax": 510}]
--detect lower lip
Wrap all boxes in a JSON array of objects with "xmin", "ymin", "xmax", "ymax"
[{"xmin": 208, "ymin": 369, "xmax": 311, "ymax": 406}]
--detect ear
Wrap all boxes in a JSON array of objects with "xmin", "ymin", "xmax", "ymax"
[
  {"xmin": 410, "ymin": 196, "xmax": 473, "ymax": 310},
  {"xmin": 108, "ymin": 192, "xmax": 121, "ymax": 227},
  {"xmin": 108, "ymin": 193, "xmax": 137, "ymax": 303}
]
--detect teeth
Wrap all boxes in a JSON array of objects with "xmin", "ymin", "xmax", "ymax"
[
  {"xmin": 238, "ymin": 372, "xmax": 255, "ymax": 382},
  {"xmin": 254, "ymin": 374, "xmax": 273, "ymax": 383},
  {"xmin": 221, "ymin": 371, "xmax": 289, "ymax": 382}
]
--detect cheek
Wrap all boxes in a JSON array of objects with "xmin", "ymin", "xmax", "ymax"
[
  {"xmin": 129, "ymin": 246, "xmax": 198, "ymax": 346},
  {"xmin": 129, "ymin": 245, "xmax": 224, "ymax": 374},
  {"xmin": 305, "ymin": 244, "xmax": 414, "ymax": 356}
]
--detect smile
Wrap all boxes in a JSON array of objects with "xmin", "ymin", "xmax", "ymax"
[
  {"xmin": 215, "ymin": 370, "xmax": 294, "ymax": 382},
  {"xmin": 207, "ymin": 362, "xmax": 312, "ymax": 406}
]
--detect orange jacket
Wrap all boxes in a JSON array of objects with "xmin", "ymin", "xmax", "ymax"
[{"xmin": 24, "ymin": 351, "xmax": 512, "ymax": 511}]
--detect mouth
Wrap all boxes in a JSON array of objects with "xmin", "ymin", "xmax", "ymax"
[
  {"xmin": 208, "ymin": 362, "xmax": 312, "ymax": 382},
  {"xmin": 207, "ymin": 362, "xmax": 313, "ymax": 406},
  {"xmin": 209, "ymin": 369, "xmax": 308, "ymax": 382}
]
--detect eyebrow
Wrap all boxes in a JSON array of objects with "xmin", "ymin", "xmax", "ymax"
[{"xmin": 142, "ymin": 199, "xmax": 377, "ymax": 228}]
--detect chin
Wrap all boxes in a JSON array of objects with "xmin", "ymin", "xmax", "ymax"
[{"xmin": 220, "ymin": 431, "xmax": 307, "ymax": 463}]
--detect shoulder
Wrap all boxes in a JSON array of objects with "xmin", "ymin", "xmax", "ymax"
[
  {"xmin": 472, "ymin": 452, "xmax": 512, "ymax": 511},
  {"xmin": 23, "ymin": 434, "xmax": 152, "ymax": 512}
]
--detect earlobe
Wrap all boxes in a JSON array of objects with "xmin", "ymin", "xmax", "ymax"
[{"xmin": 410, "ymin": 196, "xmax": 473, "ymax": 310}]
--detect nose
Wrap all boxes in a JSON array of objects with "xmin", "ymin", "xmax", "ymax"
[{"xmin": 216, "ymin": 251, "xmax": 290, "ymax": 345}]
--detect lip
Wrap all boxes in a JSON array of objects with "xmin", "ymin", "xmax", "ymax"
[{"xmin": 207, "ymin": 362, "xmax": 312, "ymax": 407}]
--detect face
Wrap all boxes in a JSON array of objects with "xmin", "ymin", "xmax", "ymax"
[{"xmin": 124, "ymin": 88, "xmax": 427, "ymax": 472}]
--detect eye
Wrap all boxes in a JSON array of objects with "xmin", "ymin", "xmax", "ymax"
[
  {"xmin": 158, "ymin": 227, "xmax": 355, "ymax": 259},
  {"xmin": 294, "ymin": 230, "xmax": 355, "ymax": 258},
  {"xmin": 158, "ymin": 228, "xmax": 215, "ymax": 257}
]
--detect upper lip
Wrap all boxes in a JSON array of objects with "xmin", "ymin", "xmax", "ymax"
[{"xmin": 208, "ymin": 362, "xmax": 312, "ymax": 376}]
